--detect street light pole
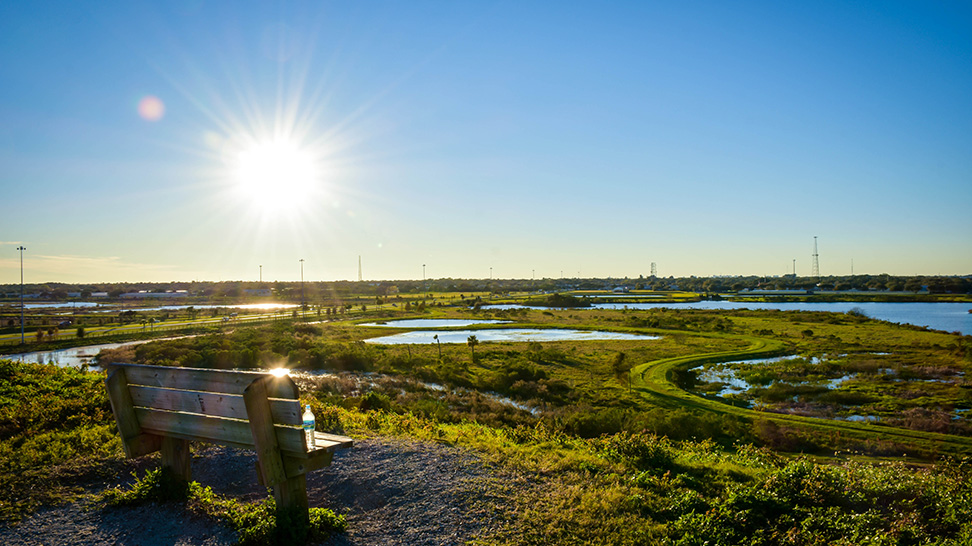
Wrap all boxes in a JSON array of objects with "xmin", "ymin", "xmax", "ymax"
[
  {"xmin": 17, "ymin": 246, "xmax": 25, "ymax": 345},
  {"xmin": 299, "ymin": 259, "xmax": 305, "ymax": 320}
]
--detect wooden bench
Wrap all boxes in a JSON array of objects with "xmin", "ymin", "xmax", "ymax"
[{"xmin": 104, "ymin": 363, "xmax": 353, "ymax": 523}]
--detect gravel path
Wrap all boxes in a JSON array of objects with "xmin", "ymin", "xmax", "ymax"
[{"xmin": 0, "ymin": 437, "xmax": 507, "ymax": 546}]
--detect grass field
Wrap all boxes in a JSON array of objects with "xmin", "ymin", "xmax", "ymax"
[{"xmin": 3, "ymin": 303, "xmax": 972, "ymax": 544}]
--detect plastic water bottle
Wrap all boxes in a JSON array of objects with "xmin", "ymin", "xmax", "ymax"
[{"xmin": 302, "ymin": 404, "xmax": 316, "ymax": 449}]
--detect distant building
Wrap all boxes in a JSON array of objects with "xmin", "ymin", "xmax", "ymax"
[
  {"xmin": 737, "ymin": 289, "xmax": 813, "ymax": 296},
  {"xmin": 244, "ymin": 289, "xmax": 272, "ymax": 297},
  {"xmin": 120, "ymin": 290, "xmax": 190, "ymax": 299},
  {"xmin": 91, "ymin": 292, "xmax": 108, "ymax": 298}
]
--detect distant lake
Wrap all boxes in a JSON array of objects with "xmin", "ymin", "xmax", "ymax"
[
  {"xmin": 359, "ymin": 319, "xmax": 509, "ymax": 328},
  {"xmin": 365, "ymin": 328, "xmax": 658, "ymax": 345},
  {"xmin": 3, "ymin": 337, "xmax": 192, "ymax": 368},
  {"xmin": 485, "ymin": 301, "xmax": 972, "ymax": 335},
  {"xmin": 3, "ymin": 302, "xmax": 105, "ymax": 309},
  {"xmin": 91, "ymin": 303, "xmax": 299, "ymax": 313}
]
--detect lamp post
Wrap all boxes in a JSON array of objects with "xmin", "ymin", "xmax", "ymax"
[
  {"xmin": 17, "ymin": 246, "xmax": 25, "ymax": 345},
  {"xmin": 299, "ymin": 259, "xmax": 304, "ymax": 320}
]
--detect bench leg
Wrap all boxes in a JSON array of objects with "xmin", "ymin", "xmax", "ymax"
[
  {"xmin": 273, "ymin": 474, "xmax": 309, "ymax": 527},
  {"xmin": 161, "ymin": 437, "xmax": 191, "ymax": 483}
]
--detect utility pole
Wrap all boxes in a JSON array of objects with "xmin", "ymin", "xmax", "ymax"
[
  {"xmin": 811, "ymin": 236, "xmax": 820, "ymax": 280},
  {"xmin": 259, "ymin": 264, "xmax": 262, "ymax": 283},
  {"xmin": 18, "ymin": 246, "xmax": 26, "ymax": 344},
  {"xmin": 299, "ymin": 259, "xmax": 305, "ymax": 320}
]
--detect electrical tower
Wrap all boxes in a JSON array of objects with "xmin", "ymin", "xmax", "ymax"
[
  {"xmin": 811, "ymin": 236, "xmax": 820, "ymax": 279},
  {"xmin": 358, "ymin": 256, "xmax": 362, "ymax": 282},
  {"xmin": 650, "ymin": 262, "xmax": 657, "ymax": 278}
]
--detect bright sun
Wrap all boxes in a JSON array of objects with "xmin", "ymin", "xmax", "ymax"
[{"xmin": 233, "ymin": 139, "xmax": 320, "ymax": 212}]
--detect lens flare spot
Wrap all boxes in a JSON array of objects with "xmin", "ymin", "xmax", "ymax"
[{"xmin": 138, "ymin": 95, "xmax": 165, "ymax": 121}]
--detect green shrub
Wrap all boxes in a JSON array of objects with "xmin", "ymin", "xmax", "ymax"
[
  {"xmin": 359, "ymin": 392, "xmax": 391, "ymax": 412},
  {"xmin": 599, "ymin": 431, "xmax": 675, "ymax": 473}
]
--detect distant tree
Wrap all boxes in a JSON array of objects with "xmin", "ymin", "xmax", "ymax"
[
  {"xmin": 612, "ymin": 351, "xmax": 632, "ymax": 390},
  {"xmin": 467, "ymin": 335, "xmax": 479, "ymax": 362},
  {"xmin": 76, "ymin": 326, "xmax": 85, "ymax": 338}
]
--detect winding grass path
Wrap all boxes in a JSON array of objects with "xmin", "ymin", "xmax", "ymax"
[{"xmin": 629, "ymin": 333, "xmax": 972, "ymax": 458}]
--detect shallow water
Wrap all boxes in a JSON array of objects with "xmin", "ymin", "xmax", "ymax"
[
  {"xmin": 483, "ymin": 301, "xmax": 972, "ymax": 335},
  {"xmin": 359, "ymin": 319, "xmax": 510, "ymax": 328},
  {"xmin": 365, "ymin": 328, "xmax": 658, "ymax": 345},
  {"xmin": 4, "ymin": 336, "xmax": 193, "ymax": 368}
]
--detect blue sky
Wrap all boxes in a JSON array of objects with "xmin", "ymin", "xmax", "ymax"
[{"xmin": 2, "ymin": 1, "xmax": 970, "ymax": 283}]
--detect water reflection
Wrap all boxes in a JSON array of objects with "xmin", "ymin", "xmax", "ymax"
[
  {"xmin": 365, "ymin": 328, "xmax": 658, "ymax": 344},
  {"xmin": 483, "ymin": 301, "xmax": 972, "ymax": 335},
  {"xmin": 359, "ymin": 319, "xmax": 510, "ymax": 328}
]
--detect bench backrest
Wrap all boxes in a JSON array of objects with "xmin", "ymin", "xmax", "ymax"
[{"xmin": 106, "ymin": 363, "xmax": 309, "ymax": 456}]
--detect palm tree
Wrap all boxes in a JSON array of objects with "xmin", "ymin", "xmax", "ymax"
[
  {"xmin": 467, "ymin": 335, "xmax": 479, "ymax": 362},
  {"xmin": 612, "ymin": 351, "xmax": 631, "ymax": 391}
]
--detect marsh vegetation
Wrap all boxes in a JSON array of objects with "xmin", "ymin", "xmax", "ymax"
[{"xmin": 3, "ymin": 304, "xmax": 972, "ymax": 544}]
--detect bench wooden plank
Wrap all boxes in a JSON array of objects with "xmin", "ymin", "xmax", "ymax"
[
  {"xmin": 129, "ymin": 385, "xmax": 302, "ymax": 425},
  {"xmin": 105, "ymin": 368, "xmax": 161, "ymax": 458},
  {"xmin": 161, "ymin": 436, "xmax": 191, "ymax": 482},
  {"xmin": 133, "ymin": 407, "xmax": 327, "ymax": 455},
  {"xmin": 244, "ymin": 376, "xmax": 289, "ymax": 487},
  {"xmin": 117, "ymin": 363, "xmax": 298, "ymax": 399},
  {"xmin": 284, "ymin": 450, "xmax": 334, "ymax": 478},
  {"xmin": 256, "ymin": 451, "xmax": 335, "ymax": 486},
  {"xmin": 315, "ymin": 431, "xmax": 355, "ymax": 449}
]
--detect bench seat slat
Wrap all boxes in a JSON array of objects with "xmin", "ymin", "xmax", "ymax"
[
  {"xmin": 119, "ymin": 364, "xmax": 297, "ymax": 398},
  {"xmin": 315, "ymin": 431, "xmax": 354, "ymax": 449},
  {"xmin": 129, "ymin": 385, "xmax": 302, "ymax": 425}
]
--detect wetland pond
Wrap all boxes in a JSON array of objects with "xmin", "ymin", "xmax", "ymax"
[
  {"xmin": 4, "ymin": 337, "xmax": 194, "ymax": 368},
  {"xmin": 691, "ymin": 353, "xmax": 969, "ymax": 423},
  {"xmin": 365, "ymin": 328, "xmax": 658, "ymax": 344},
  {"xmin": 359, "ymin": 319, "xmax": 509, "ymax": 328},
  {"xmin": 486, "ymin": 301, "xmax": 972, "ymax": 335}
]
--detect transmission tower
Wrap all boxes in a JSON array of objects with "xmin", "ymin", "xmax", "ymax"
[
  {"xmin": 650, "ymin": 262, "xmax": 657, "ymax": 278},
  {"xmin": 358, "ymin": 255, "xmax": 362, "ymax": 282},
  {"xmin": 811, "ymin": 236, "xmax": 820, "ymax": 279}
]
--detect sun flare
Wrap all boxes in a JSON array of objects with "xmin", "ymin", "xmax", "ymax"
[{"xmin": 233, "ymin": 138, "xmax": 321, "ymax": 212}]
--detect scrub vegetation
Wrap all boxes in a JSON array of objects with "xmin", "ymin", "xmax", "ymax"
[{"xmin": 3, "ymin": 304, "xmax": 972, "ymax": 544}]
